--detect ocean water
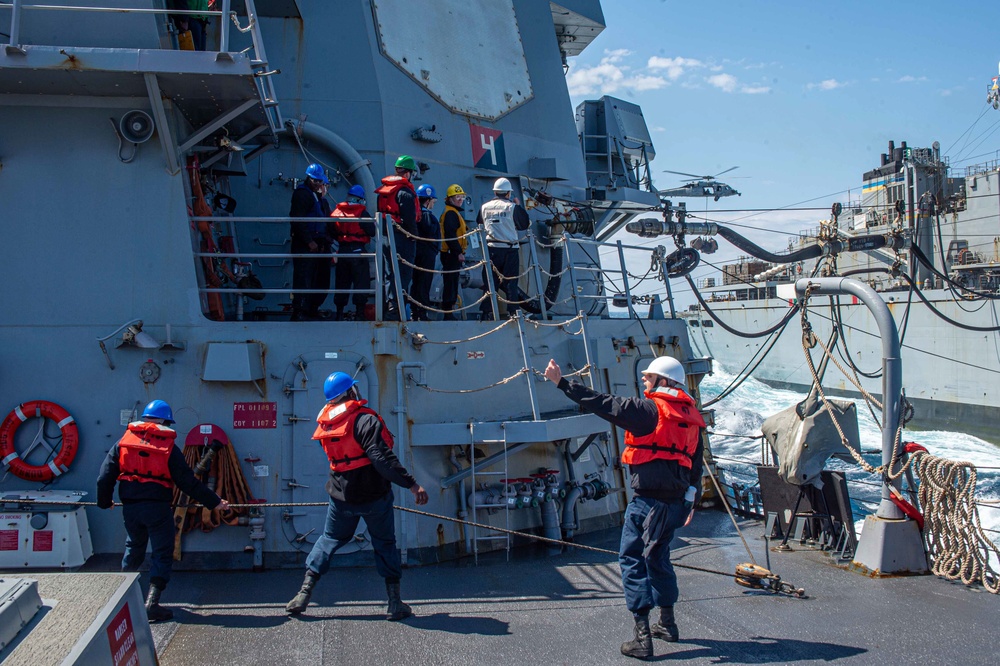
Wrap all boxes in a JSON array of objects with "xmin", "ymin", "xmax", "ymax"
[{"xmin": 700, "ymin": 366, "xmax": 1000, "ymax": 547}]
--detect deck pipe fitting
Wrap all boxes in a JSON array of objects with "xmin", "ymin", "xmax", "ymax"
[
  {"xmin": 515, "ymin": 479, "xmax": 538, "ymax": 508},
  {"xmin": 560, "ymin": 476, "xmax": 612, "ymax": 539},
  {"xmin": 530, "ymin": 470, "xmax": 564, "ymax": 554},
  {"xmin": 248, "ymin": 508, "xmax": 266, "ymax": 570}
]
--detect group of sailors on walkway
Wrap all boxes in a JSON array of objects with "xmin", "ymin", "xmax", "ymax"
[
  {"xmin": 287, "ymin": 158, "xmax": 540, "ymax": 322},
  {"xmin": 97, "ymin": 352, "xmax": 703, "ymax": 661}
]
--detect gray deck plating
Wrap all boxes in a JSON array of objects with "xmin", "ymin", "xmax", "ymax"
[{"xmin": 145, "ymin": 511, "xmax": 997, "ymax": 665}]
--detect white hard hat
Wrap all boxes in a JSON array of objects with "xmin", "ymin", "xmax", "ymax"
[
  {"xmin": 641, "ymin": 356, "xmax": 686, "ymax": 386},
  {"xmin": 493, "ymin": 177, "xmax": 513, "ymax": 193}
]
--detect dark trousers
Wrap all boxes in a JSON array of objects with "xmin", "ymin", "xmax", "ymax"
[
  {"xmin": 122, "ymin": 501, "xmax": 175, "ymax": 587},
  {"xmin": 481, "ymin": 245, "xmax": 520, "ymax": 316},
  {"xmin": 305, "ymin": 491, "xmax": 402, "ymax": 582},
  {"xmin": 292, "ymin": 251, "xmax": 331, "ymax": 317},
  {"xmin": 334, "ymin": 243, "xmax": 371, "ymax": 313},
  {"xmin": 440, "ymin": 251, "xmax": 462, "ymax": 317},
  {"xmin": 619, "ymin": 495, "xmax": 687, "ymax": 614},
  {"xmin": 410, "ymin": 244, "xmax": 438, "ymax": 319}
]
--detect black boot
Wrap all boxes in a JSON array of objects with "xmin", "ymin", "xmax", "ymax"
[
  {"xmin": 286, "ymin": 570, "xmax": 321, "ymax": 614},
  {"xmin": 145, "ymin": 582, "xmax": 174, "ymax": 623},
  {"xmin": 620, "ymin": 616, "xmax": 653, "ymax": 660},
  {"xmin": 650, "ymin": 605, "xmax": 679, "ymax": 642},
  {"xmin": 385, "ymin": 581, "xmax": 412, "ymax": 621}
]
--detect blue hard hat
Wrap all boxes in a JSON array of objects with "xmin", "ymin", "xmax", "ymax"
[
  {"xmin": 324, "ymin": 372, "xmax": 357, "ymax": 401},
  {"xmin": 348, "ymin": 184, "xmax": 365, "ymax": 199},
  {"xmin": 305, "ymin": 163, "xmax": 329, "ymax": 184},
  {"xmin": 416, "ymin": 184, "xmax": 437, "ymax": 199},
  {"xmin": 141, "ymin": 399, "xmax": 174, "ymax": 424}
]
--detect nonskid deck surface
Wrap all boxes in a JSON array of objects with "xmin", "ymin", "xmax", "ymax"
[{"xmin": 145, "ymin": 511, "xmax": 997, "ymax": 665}]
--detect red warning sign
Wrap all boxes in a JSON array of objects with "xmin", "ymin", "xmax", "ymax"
[
  {"xmin": 106, "ymin": 603, "xmax": 138, "ymax": 666},
  {"xmin": 0, "ymin": 529, "xmax": 17, "ymax": 551},
  {"xmin": 33, "ymin": 530, "xmax": 53, "ymax": 552}
]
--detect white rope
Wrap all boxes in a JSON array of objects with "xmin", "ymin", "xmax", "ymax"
[{"xmin": 913, "ymin": 451, "xmax": 1000, "ymax": 593}]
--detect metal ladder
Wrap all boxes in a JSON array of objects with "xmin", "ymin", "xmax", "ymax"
[
  {"xmin": 468, "ymin": 424, "xmax": 512, "ymax": 564},
  {"xmin": 241, "ymin": 0, "xmax": 284, "ymax": 132}
]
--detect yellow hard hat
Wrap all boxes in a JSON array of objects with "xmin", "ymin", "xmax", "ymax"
[{"xmin": 446, "ymin": 184, "xmax": 466, "ymax": 198}]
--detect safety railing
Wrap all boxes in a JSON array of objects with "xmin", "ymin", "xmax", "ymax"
[{"xmin": 188, "ymin": 212, "xmax": 680, "ymax": 323}]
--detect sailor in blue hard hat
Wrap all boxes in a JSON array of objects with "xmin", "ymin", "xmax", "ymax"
[
  {"xmin": 286, "ymin": 372, "xmax": 429, "ymax": 619},
  {"xmin": 289, "ymin": 163, "xmax": 334, "ymax": 320},
  {"xmin": 411, "ymin": 184, "xmax": 441, "ymax": 320},
  {"xmin": 96, "ymin": 399, "xmax": 229, "ymax": 623},
  {"xmin": 330, "ymin": 184, "xmax": 375, "ymax": 320}
]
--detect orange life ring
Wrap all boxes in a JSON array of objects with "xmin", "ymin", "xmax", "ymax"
[{"xmin": 0, "ymin": 400, "xmax": 79, "ymax": 483}]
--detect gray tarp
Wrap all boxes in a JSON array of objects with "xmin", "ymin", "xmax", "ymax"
[{"xmin": 761, "ymin": 398, "xmax": 862, "ymax": 488}]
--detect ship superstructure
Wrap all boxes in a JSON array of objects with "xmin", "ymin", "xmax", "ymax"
[{"xmin": 0, "ymin": 0, "xmax": 708, "ymax": 566}]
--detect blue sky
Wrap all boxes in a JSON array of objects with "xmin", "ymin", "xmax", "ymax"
[{"xmin": 568, "ymin": 1, "xmax": 1000, "ymax": 304}]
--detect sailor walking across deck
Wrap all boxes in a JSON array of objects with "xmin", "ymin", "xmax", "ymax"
[
  {"xmin": 285, "ymin": 372, "xmax": 430, "ymax": 619},
  {"xmin": 96, "ymin": 400, "xmax": 230, "ymax": 623}
]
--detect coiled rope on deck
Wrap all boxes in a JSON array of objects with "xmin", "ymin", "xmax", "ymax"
[{"xmin": 911, "ymin": 450, "xmax": 1000, "ymax": 593}]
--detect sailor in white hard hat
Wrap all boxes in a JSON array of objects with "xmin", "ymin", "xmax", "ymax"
[
  {"xmin": 543, "ymin": 356, "xmax": 706, "ymax": 660},
  {"xmin": 476, "ymin": 177, "xmax": 537, "ymax": 319}
]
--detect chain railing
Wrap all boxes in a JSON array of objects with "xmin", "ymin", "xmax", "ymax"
[{"xmin": 189, "ymin": 213, "xmax": 681, "ymax": 324}]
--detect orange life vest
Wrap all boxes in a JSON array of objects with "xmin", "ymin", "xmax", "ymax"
[
  {"xmin": 622, "ymin": 388, "xmax": 705, "ymax": 469},
  {"xmin": 375, "ymin": 176, "xmax": 416, "ymax": 225},
  {"xmin": 331, "ymin": 202, "xmax": 371, "ymax": 244},
  {"xmin": 311, "ymin": 399, "xmax": 395, "ymax": 472},
  {"xmin": 117, "ymin": 421, "xmax": 176, "ymax": 488}
]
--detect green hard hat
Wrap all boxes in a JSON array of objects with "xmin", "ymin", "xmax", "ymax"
[{"xmin": 395, "ymin": 155, "xmax": 418, "ymax": 171}]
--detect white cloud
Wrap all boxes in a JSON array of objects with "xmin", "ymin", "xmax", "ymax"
[
  {"xmin": 707, "ymin": 73, "xmax": 738, "ymax": 93},
  {"xmin": 603, "ymin": 48, "xmax": 633, "ymax": 63},
  {"xmin": 704, "ymin": 73, "xmax": 768, "ymax": 94},
  {"xmin": 647, "ymin": 56, "xmax": 704, "ymax": 80},
  {"xmin": 807, "ymin": 78, "xmax": 846, "ymax": 91},
  {"xmin": 625, "ymin": 75, "xmax": 668, "ymax": 92},
  {"xmin": 898, "ymin": 75, "xmax": 928, "ymax": 83},
  {"xmin": 567, "ymin": 62, "xmax": 625, "ymax": 96},
  {"xmin": 568, "ymin": 50, "xmax": 669, "ymax": 96},
  {"xmin": 651, "ymin": 126, "xmax": 667, "ymax": 132}
]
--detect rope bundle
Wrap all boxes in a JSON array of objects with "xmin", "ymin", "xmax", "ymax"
[
  {"xmin": 913, "ymin": 451, "xmax": 1000, "ymax": 593},
  {"xmin": 172, "ymin": 443, "xmax": 256, "ymax": 533}
]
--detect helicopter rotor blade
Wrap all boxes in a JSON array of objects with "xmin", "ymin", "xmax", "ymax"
[
  {"xmin": 712, "ymin": 166, "xmax": 739, "ymax": 178},
  {"xmin": 662, "ymin": 169, "xmax": 703, "ymax": 179}
]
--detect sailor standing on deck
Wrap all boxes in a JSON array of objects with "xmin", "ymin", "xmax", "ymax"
[
  {"xmin": 543, "ymin": 356, "xmax": 705, "ymax": 660},
  {"xmin": 96, "ymin": 400, "xmax": 229, "ymax": 623},
  {"xmin": 330, "ymin": 184, "xmax": 375, "ymax": 321},
  {"xmin": 289, "ymin": 163, "xmax": 334, "ymax": 321},
  {"xmin": 477, "ymin": 177, "xmax": 532, "ymax": 319},
  {"xmin": 285, "ymin": 372, "xmax": 429, "ymax": 619},
  {"xmin": 411, "ymin": 184, "xmax": 441, "ymax": 321},
  {"xmin": 376, "ymin": 155, "xmax": 421, "ymax": 319},
  {"xmin": 439, "ymin": 184, "xmax": 468, "ymax": 320}
]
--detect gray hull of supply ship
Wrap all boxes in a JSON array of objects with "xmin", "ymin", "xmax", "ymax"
[
  {"xmin": 0, "ymin": 1, "xmax": 696, "ymax": 567},
  {"xmin": 667, "ymin": 141, "xmax": 1000, "ymax": 443}
]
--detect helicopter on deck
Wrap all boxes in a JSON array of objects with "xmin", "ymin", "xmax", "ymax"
[{"xmin": 657, "ymin": 166, "xmax": 742, "ymax": 201}]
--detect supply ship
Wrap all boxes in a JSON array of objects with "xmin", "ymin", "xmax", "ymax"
[{"xmin": 678, "ymin": 139, "xmax": 1000, "ymax": 443}]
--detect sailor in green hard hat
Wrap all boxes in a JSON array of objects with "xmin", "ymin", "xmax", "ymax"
[{"xmin": 374, "ymin": 155, "xmax": 421, "ymax": 319}]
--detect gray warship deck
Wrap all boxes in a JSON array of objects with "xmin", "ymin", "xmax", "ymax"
[{"xmin": 141, "ymin": 510, "xmax": 996, "ymax": 665}]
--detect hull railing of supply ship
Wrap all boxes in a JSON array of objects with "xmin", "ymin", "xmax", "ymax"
[{"xmin": 1, "ymin": 0, "xmax": 283, "ymax": 174}]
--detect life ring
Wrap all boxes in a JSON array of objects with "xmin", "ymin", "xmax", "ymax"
[{"xmin": 0, "ymin": 400, "xmax": 79, "ymax": 483}]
